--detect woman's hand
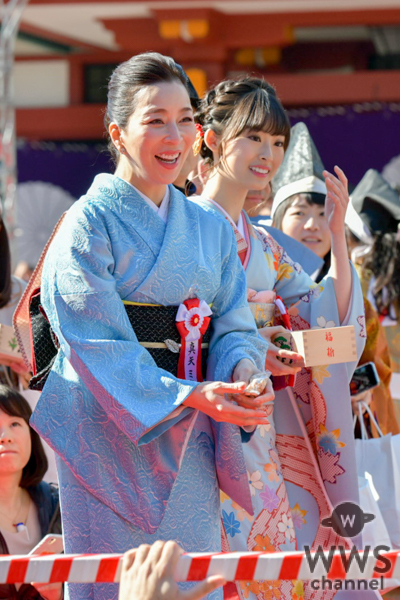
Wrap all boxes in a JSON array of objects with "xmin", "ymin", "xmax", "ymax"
[
  {"xmin": 231, "ymin": 358, "xmax": 274, "ymax": 408},
  {"xmin": 351, "ymin": 389, "xmax": 372, "ymax": 415},
  {"xmin": 118, "ymin": 541, "xmax": 225, "ymax": 600},
  {"xmin": 324, "ymin": 165, "xmax": 353, "ymax": 323},
  {"xmin": 183, "ymin": 378, "xmax": 272, "ymax": 428},
  {"xmin": 259, "ymin": 325, "xmax": 304, "ymax": 376},
  {"xmin": 323, "ymin": 166, "xmax": 349, "ymax": 237}
]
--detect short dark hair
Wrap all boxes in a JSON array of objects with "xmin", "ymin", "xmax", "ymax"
[
  {"xmin": 0, "ymin": 385, "xmax": 48, "ymax": 488},
  {"xmin": 272, "ymin": 192, "xmax": 326, "ymax": 230},
  {"xmin": 0, "ymin": 216, "xmax": 12, "ymax": 309},
  {"xmin": 105, "ymin": 52, "xmax": 190, "ymax": 163}
]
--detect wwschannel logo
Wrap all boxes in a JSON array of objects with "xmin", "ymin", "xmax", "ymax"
[
  {"xmin": 321, "ymin": 501, "xmax": 374, "ymax": 538},
  {"xmin": 305, "ymin": 502, "xmax": 392, "ymax": 592}
]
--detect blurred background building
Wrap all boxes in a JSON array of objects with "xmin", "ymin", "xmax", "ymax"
[{"xmin": 11, "ymin": 0, "xmax": 400, "ymax": 204}]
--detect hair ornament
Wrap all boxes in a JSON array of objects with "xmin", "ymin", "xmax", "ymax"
[{"xmin": 193, "ymin": 123, "xmax": 204, "ymax": 156}]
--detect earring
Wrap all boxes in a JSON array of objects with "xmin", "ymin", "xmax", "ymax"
[
  {"xmin": 119, "ymin": 146, "xmax": 126, "ymax": 154},
  {"xmin": 193, "ymin": 124, "xmax": 204, "ymax": 156}
]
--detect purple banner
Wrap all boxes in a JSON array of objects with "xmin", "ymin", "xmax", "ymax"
[{"xmin": 16, "ymin": 103, "xmax": 400, "ymax": 197}]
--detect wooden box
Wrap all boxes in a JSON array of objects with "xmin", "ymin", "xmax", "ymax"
[{"xmin": 291, "ymin": 325, "xmax": 357, "ymax": 367}]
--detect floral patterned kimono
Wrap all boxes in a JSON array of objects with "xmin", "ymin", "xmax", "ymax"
[{"xmin": 194, "ymin": 198, "xmax": 366, "ymax": 600}]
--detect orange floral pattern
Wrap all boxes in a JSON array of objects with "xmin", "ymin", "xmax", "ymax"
[
  {"xmin": 260, "ymin": 580, "xmax": 282, "ymax": 599},
  {"xmin": 253, "ymin": 533, "xmax": 275, "ymax": 552},
  {"xmin": 264, "ymin": 461, "xmax": 280, "ymax": 483},
  {"xmin": 239, "ymin": 580, "xmax": 264, "ymax": 598}
]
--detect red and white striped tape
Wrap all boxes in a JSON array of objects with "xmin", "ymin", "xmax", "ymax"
[{"xmin": 0, "ymin": 550, "xmax": 399, "ymax": 584}]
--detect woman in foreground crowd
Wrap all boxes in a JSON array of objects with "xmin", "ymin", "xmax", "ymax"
[
  {"xmin": 193, "ymin": 79, "xmax": 366, "ymax": 599},
  {"xmin": 29, "ymin": 53, "xmax": 273, "ymax": 600},
  {"xmin": 0, "ymin": 385, "xmax": 61, "ymax": 600}
]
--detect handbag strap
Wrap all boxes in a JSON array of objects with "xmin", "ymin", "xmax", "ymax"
[
  {"xmin": 353, "ymin": 401, "xmax": 384, "ymax": 439},
  {"xmin": 358, "ymin": 401, "xmax": 369, "ymax": 440},
  {"xmin": 360, "ymin": 400, "xmax": 384, "ymax": 438}
]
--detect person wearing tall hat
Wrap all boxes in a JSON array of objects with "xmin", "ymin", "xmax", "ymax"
[
  {"xmin": 272, "ymin": 128, "xmax": 399, "ymax": 441},
  {"xmin": 346, "ymin": 169, "xmax": 400, "ymax": 432},
  {"xmin": 271, "ymin": 122, "xmax": 331, "ymax": 282}
]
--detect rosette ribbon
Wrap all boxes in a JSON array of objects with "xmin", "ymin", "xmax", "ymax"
[{"xmin": 175, "ymin": 298, "xmax": 212, "ymax": 381}]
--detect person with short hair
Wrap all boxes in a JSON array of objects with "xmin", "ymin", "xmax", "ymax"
[{"xmin": 0, "ymin": 384, "xmax": 61, "ymax": 600}]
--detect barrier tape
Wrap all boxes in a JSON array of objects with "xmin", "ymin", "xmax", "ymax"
[{"xmin": 0, "ymin": 550, "xmax": 400, "ymax": 584}]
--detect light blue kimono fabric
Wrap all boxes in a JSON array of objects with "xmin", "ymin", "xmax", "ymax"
[{"xmin": 30, "ymin": 174, "xmax": 268, "ymax": 600}]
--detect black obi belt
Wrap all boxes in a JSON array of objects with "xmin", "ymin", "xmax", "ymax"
[{"xmin": 29, "ymin": 295, "xmax": 211, "ymax": 391}]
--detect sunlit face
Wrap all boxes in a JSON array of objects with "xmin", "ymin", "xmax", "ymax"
[
  {"xmin": 281, "ymin": 195, "xmax": 331, "ymax": 258},
  {"xmin": 219, "ymin": 130, "xmax": 285, "ymax": 192},
  {"xmin": 0, "ymin": 409, "xmax": 31, "ymax": 477},
  {"xmin": 116, "ymin": 81, "xmax": 196, "ymax": 196}
]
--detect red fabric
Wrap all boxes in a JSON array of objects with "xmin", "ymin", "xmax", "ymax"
[
  {"xmin": 223, "ymin": 582, "xmax": 240, "ymax": 600},
  {"xmin": 175, "ymin": 298, "xmax": 211, "ymax": 382}
]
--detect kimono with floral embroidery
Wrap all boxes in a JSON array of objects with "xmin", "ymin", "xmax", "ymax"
[
  {"xmin": 30, "ymin": 175, "xmax": 269, "ymax": 600},
  {"xmin": 194, "ymin": 199, "xmax": 366, "ymax": 600}
]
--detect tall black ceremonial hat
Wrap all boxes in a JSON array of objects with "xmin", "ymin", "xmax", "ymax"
[
  {"xmin": 271, "ymin": 122, "xmax": 327, "ymax": 218},
  {"xmin": 351, "ymin": 169, "xmax": 400, "ymax": 234}
]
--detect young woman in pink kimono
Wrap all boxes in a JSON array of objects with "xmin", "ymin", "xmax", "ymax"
[{"xmin": 193, "ymin": 78, "xmax": 369, "ymax": 600}]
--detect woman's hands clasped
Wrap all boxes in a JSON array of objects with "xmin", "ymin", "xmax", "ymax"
[{"xmin": 183, "ymin": 358, "xmax": 274, "ymax": 428}]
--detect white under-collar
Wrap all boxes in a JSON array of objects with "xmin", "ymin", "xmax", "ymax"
[{"xmin": 237, "ymin": 212, "xmax": 245, "ymax": 238}]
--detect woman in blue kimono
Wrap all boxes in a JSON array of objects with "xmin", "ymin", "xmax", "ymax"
[
  {"xmin": 29, "ymin": 54, "xmax": 273, "ymax": 600},
  {"xmin": 193, "ymin": 78, "xmax": 368, "ymax": 600}
]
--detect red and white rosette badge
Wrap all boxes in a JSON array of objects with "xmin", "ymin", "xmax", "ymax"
[{"xmin": 175, "ymin": 299, "xmax": 212, "ymax": 382}]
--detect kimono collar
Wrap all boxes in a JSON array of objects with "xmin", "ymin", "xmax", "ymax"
[
  {"xmin": 199, "ymin": 196, "xmax": 251, "ymax": 268},
  {"xmin": 115, "ymin": 177, "xmax": 170, "ymax": 223}
]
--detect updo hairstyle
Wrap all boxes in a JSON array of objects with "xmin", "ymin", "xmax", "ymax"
[
  {"xmin": 105, "ymin": 52, "xmax": 190, "ymax": 163},
  {"xmin": 195, "ymin": 77, "xmax": 290, "ymax": 165}
]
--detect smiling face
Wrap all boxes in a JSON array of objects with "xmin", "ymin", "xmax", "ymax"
[
  {"xmin": 0, "ymin": 409, "xmax": 31, "ymax": 477},
  {"xmin": 112, "ymin": 80, "xmax": 196, "ymax": 201},
  {"xmin": 219, "ymin": 129, "xmax": 285, "ymax": 193},
  {"xmin": 280, "ymin": 194, "xmax": 331, "ymax": 258}
]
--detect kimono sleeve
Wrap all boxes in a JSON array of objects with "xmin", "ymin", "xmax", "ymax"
[
  {"xmin": 207, "ymin": 226, "xmax": 269, "ymax": 382},
  {"xmin": 41, "ymin": 207, "xmax": 197, "ymax": 446},
  {"xmin": 255, "ymin": 227, "xmax": 365, "ymax": 379}
]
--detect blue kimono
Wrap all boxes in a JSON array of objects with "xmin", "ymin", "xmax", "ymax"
[{"xmin": 30, "ymin": 174, "xmax": 268, "ymax": 600}]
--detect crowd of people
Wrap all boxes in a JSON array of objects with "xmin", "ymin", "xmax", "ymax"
[{"xmin": 0, "ymin": 51, "xmax": 400, "ymax": 600}]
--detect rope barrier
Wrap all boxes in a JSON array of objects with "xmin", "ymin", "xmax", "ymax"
[{"xmin": 0, "ymin": 550, "xmax": 400, "ymax": 584}]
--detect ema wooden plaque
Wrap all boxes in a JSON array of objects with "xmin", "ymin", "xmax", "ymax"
[{"xmin": 291, "ymin": 325, "xmax": 357, "ymax": 367}]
